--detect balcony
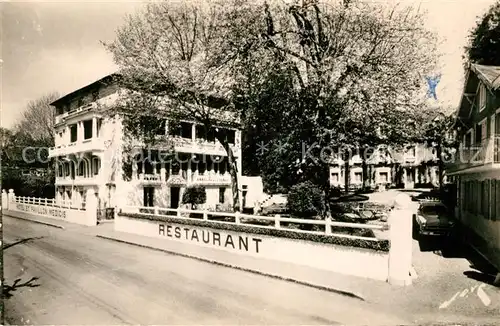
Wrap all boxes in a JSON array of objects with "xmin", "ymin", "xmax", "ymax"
[
  {"xmin": 55, "ymin": 103, "xmax": 96, "ymax": 126},
  {"xmin": 138, "ymin": 136, "xmax": 240, "ymax": 157},
  {"xmin": 55, "ymin": 175, "xmax": 102, "ymax": 186},
  {"xmin": 192, "ymin": 172, "xmax": 231, "ymax": 185},
  {"xmin": 49, "ymin": 138, "xmax": 105, "ymax": 158},
  {"xmin": 138, "ymin": 173, "xmax": 162, "ymax": 185},
  {"xmin": 446, "ymin": 137, "xmax": 500, "ymax": 174}
]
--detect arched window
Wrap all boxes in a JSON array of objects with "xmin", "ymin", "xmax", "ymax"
[{"xmin": 78, "ymin": 161, "xmax": 84, "ymax": 177}]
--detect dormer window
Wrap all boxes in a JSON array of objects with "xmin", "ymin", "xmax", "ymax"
[{"xmin": 479, "ymin": 83, "xmax": 487, "ymax": 111}]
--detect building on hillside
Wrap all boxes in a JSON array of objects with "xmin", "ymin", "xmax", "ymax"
[
  {"xmin": 446, "ymin": 63, "xmax": 500, "ymax": 275},
  {"xmin": 48, "ymin": 74, "xmax": 243, "ymax": 214},
  {"xmin": 329, "ymin": 144, "xmax": 441, "ymax": 190}
]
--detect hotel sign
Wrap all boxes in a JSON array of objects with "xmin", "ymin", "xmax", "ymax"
[
  {"xmin": 16, "ymin": 203, "xmax": 67, "ymax": 219},
  {"xmin": 158, "ymin": 223, "xmax": 262, "ymax": 253}
]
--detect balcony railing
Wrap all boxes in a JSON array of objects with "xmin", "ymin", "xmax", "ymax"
[
  {"xmin": 54, "ymin": 103, "xmax": 96, "ymax": 125},
  {"xmin": 446, "ymin": 136, "xmax": 500, "ymax": 173},
  {"xmin": 138, "ymin": 173, "xmax": 162, "ymax": 184},
  {"xmin": 49, "ymin": 138, "xmax": 105, "ymax": 157},
  {"xmin": 192, "ymin": 172, "xmax": 231, "ymax": 185}
]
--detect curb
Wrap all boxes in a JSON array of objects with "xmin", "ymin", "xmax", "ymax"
[
  {"xmin": 96, "ymin": 234, "xmax": 365, "ymax": 301},
  {"xmin": 3, "ymin": 213, "xmax": 65, "ymax": 230}
]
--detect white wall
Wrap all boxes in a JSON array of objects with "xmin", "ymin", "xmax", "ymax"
[{"xmin": 115, "ymin": 214, "xmax": 390, "ymax": 281}]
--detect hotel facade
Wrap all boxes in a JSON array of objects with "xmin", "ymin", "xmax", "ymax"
[{"xmin": 48, "ymin": 75, "xmax": 243, "ymax": 214}]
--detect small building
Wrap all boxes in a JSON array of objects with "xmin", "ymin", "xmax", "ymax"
[{"xmin": 328, "ymin": 144, "xmax": 440, "ymax": 191}]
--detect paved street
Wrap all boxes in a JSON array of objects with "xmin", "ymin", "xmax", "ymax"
[
  {"xmin": 3, "ymin": 215, "xmax": 407, "ymax": 325},
  {"xmin": 3, "ymin": 208, "xmax": 500, "ymax": 325}
]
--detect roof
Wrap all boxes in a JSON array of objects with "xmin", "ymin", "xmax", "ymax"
[
  {"xmin": 50, "ymin": 73, "xmax": 119, "ymax": 107},
  {"xmin": 471, "ymin": 64, "xmax": 500, "ymax": 90},
  {"xmin": 455, "ymin": 63, "xmax": 500, "ymax": 120}
]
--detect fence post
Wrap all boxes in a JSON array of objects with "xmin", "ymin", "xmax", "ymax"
[
  {"xmin": 153, "ymin": 206, "xmax": 159, "ymax": 215},
  {"xmin": 1, "ymin": 190, "xmax": 8, "ymax": 210},
  {"xmin": 8, "ymin": 189, "xmax": 15, "ymax": 210},
  {"xmin": 203, "ymin": 211, "xmax": 208, "ymax": 220},
  {"xmin": 325, "ymin": 217, "xmax": 332, "ymax": 235},
  {"xmin": 388, "ymin": 193, "xmax": 413, "ymax": 286},
  {"xmin": 235, "ymin": 211, "xmax": 241, "ymax": 224},
  {"xmin": 274, "ymin": 214, "xmax": 280, "ymax": 228},
  {"xmin": 177, "ymin": 208, "xmax": 181, "ymax": 218}
]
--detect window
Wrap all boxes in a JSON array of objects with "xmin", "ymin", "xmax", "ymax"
[
  {"xmin": 143, "ymin": 187, "xmax": 155, "ymax": 207},
  {"xmin": 83, "ymin": 120, "xmax": 93, "ymax": 139},
  {"xmin": 479, "ymin": 83, "xmax": 487, "ymax": 111},
  {"xmin": 155, "ymin": 120, "xmax": 167, "ymax": 135},
  {"xmin": 70, "ymin": 124, "xmax": 78, "ymax": 142},
  {"xmin": 354, "ymin": 172, "xmax": 362, "ymax": 183},
  {"xmin": 475, "ymin": 122, "xmax": 484, "ymax": 145},
  {"xmin": 331, "ymin": 173, "xmax": 339, "ymax": 183},
  {"xmin": 407, "ymin": 146, "xmax": 416, "ymax": 157},
  {"xmin": 219, "ymin": 187, "xmax": 226, "ymax": 204},
  {"xmin": 78, "ymin": 161, "xmax": 84, "ymax": 176},
  {"xmin": 379, "ymin": 172, "xmax": 388, "ymax": 183},
  {"xmin": 465, "ymin": 131, "xmax": 472, "ymax": 148},
  {"xmin": 92, "ymin": 157, "xmax": 100, "ymax": 176}
]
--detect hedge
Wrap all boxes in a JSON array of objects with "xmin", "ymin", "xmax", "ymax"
[{"xmin": 120, "ymin": 212, "xmax": 390, "ymax": 252}]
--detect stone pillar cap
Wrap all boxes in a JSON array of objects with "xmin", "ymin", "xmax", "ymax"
[{"xmin": 393, "ymin": 193, "xmax": 412, "ymax": 209}]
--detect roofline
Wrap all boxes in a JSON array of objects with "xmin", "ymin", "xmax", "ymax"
[
  {"xmin": 455, "ymin": 65, "xmax": 471, "ymax": 121},
  {"xmin": 50, "ymin": 73, "xmax": 120, "ymax": 107}
]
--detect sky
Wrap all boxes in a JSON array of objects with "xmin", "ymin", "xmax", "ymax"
[{"xmin": 0, "ymin": 0, "xmax": 497, "ymax": 129}]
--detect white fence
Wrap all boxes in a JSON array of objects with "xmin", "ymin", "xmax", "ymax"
[
  {"xmin": 120, "ymin": 205, "xmax": 388, "ymax": 242},
  {"xmin": 2, "ymin": 190, "xmax": 97, "ymax": 226},
  {"xmin": 15, "ymin": 196, "xmax": 86, "ymax": 210}
]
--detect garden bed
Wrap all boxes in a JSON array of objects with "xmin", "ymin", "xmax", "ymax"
[{"xmin": 120, "ymin": 212, "xmax": 390, "ymax": 252}]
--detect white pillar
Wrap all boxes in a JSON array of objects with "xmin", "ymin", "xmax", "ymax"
[
  {"xmin": 78, "ymin": 122, "xmax": 83, "ymax": 141},
  {"xmin": 191, "ymin": 123, "xmax": 196, "ymax": 143},
  {"xmin": 160, "ymin": 163, "xmax": 166, "ymax": 181},
  {"xmin": 85, "ymin": 188, "xmax": 98, "ymax": 226},
  {"xmin": 388, "ymin": 193, "xmax": 413, "ymax": 286},
  {"xmin": 8, "ymin": 189, "xmax": 15, "ymax": 210},
  {"xmin": 2, "ymin": 189, "xmax": 9, "ymax": 210},
  {"xmin": 92, "ymin": 117, "xmax": 97, "ymax": 139}
]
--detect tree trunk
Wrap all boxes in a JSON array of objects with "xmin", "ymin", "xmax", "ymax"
[
  {"xmin": 216, "ymin": 133, "xmax": 240, "ymax": 212},
  {"xmin": 362, "ymin": 156, "xmax": 368, "ymax": 191},
  {"xmin": 437, "ymin": 144, "xmax": 444, "ymax": 190},
  {"xmin": 344, "ymin": 155, "xmax": 350, "ymax": 194}
]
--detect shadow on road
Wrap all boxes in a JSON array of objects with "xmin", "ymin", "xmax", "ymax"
[
  {"xmin": 4, "ymin": 236, "xmax": 45, "ymax": 250},
  {"xmin": 3, "ymin": 237, "xmax": 44, "ymax": 299},
  {"xmin": 3, "ymin": 277, "xmax": 41, "ymax": 299},
  {"xmin": 415, "ymin": 230, "xmax": 499, "ymax": 287}
]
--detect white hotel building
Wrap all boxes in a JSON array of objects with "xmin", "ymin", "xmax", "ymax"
[{"xmin": 48, "ymin": 75, "xmax": 243, "ymax": 213}]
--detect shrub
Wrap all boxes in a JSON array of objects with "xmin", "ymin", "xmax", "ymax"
[
  {"xmin": 287, "ymin": 181, "xmax": 325, "ymax": 219},
  {"xmin": 182, "ymin": 186, "xmax": 206, "ymax": 212}
]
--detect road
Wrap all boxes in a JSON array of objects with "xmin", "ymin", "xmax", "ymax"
[{"xmin": 3, "ymin": 215, "xmax": 407, "ymax": 325}]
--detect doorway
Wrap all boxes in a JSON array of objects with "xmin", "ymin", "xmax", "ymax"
[
  {"xmin": 170, "ymin": 187, "xmax": 180, "ymax": 209},
  {"xmin": 143, "ymin": 187, "xmax": 154, "ymax": 207}
]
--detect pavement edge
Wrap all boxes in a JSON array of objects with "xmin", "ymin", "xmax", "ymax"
[{"xmin": 96, "ymin": 234, "xmax": 366, "ymax": 301}]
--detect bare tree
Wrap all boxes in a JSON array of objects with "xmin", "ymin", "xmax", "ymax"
[
  {"xmin": 15, "ymin": 92, "xmax": 60, "ymax": 146},
  {"xmin": 104, "ymin": 0, "xmax": 260, "ymax": 211}
]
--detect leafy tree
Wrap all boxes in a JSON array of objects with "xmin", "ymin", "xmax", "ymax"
[
  {"xmin": 287, "ymin": 181, "xmax": 325, "ymax": 226},
  {"xmin": 418, "ymin": 109, "xmax": 458, "ymax": 188},
  {"xmin": 182, "ymin": 186, "xmax": 207, "ymax": 208},
  {"xmin": 238, "ymin": 0, "xmax": 438, "ymax": 197},
  {"xmin": 465, "ymin": 1, "xmax": 500, "ymax": 66}
]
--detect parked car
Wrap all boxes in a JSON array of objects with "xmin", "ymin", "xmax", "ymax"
[{"xmin": 413, "ymin": 201, "xmax": 456, "ymax": 238}]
